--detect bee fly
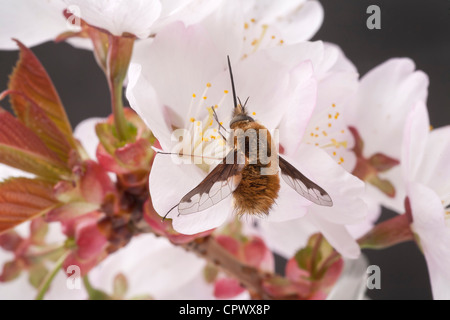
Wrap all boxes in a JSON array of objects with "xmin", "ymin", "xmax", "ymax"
[{"xmin": 163, "ymin": 56, "xmax": 332, "ymax": 220}]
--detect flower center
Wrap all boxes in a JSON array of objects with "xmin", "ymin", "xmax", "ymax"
[
  {"xmin": 176, "ymin": 82, "xmax": 231, "ymax": 172},
  {"xmin": 303, "ymin": 102, "xmax": 349, "ymax": 165},
  {"xmin": 242, "ymin": 19, "xmax": 284, "ymax": 59}
]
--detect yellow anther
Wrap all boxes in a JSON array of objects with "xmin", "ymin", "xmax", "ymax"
[
  {"xmin": 334, "ymin": 112, "xmax": 340, "ymax": 119},
  {"xmin": 244, "ymin": 23, "xmax": 249, "ymax": 29},
  {"xmin": 252, "ymin": 112, "xmax": 256, "ymax": 116},
  {"xmin": 251, "ymin": 18, "xmax": 256, "ymax": 23},
  {"xmin": 328, "ymin": 114, "xmax": 332, "ymax": 119},
  {"xmin": 322, "ymin": 131, "xmax": 328, "ymax": 137},
  {"xmin": 315, "ymin": 126, "xmax": 319, "ymax": 131},
  {"xmin": 328, "ymin": 123, "xmax": 332, "ymax": 127},
  {"xmin": 224, "ymin": 90, "xmax": 229, "ymax": 94},
  {"xmin": 271, "ymin": 35, "xmax": 276, "ymax": 39},
  {"xmin": 206, "ymin": 83, "xmax": 212, "ymax": 87},
  {"xmin": 322, "ymin": 139, "xmax": 348, "ymax": 149},
  {"xmin": 190, "ymin": 117, "xmax": 195, "ymax": 122},
  {"xmin": 339, "ymin": 157, "xmax": 344, "ymax": 163},
  {"xmin": 192, "ymin": 93, "xmax": 196, "ymax": 98},
  {"xmin": 333, "ymin": 151, "xmax": 337, "ymax": 156},
  {"xmin": 203, "ymin": 96, "xmax": 207, "ymax": 100},
  {"xmin": 279, "ymin": 40, "xmax": 284, "ymax": 45},
  {"xmin": 332, "ymin": 103, "xmax": 336, "ymax": 107}
]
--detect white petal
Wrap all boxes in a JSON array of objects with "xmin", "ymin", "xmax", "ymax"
[
  {"xmin": 416, "ymin": 126, "xmax": 450, "ymax": 206},
  {"xmin": 257, "ymin": 216, "xmax": 317, "ymax": 258},
  {"xmin": 409, "ymin": 183, "xmax": 450, "ymax": 300},
  {"xmin": 278, "ymin": 61, "xmax": 317, "ymax": 156},
  {"xmin": 126, "ymin": 62, "xmax": 173, "ymax": 150},
  {"xmin": 64, "ymin": 0, "xmax": 162, "ymax": 38},
  {"xmin": 292, "ymin": 145, "xmax": 368, "ymax": 225},
  {"xmin": 327, "ymin": 255, "xmax": 369, "ymax": 300},
  {"xmin": 150, "ymin": 154, "xmax": 232, "ymax": 234},
  {"xmin": 127, "ymin": 22, "xmax": 225, "ymax": 131},
  {"xmin": 0, "ymin": 0, "xmax": 67, "ymax": 50},
  {"xmin": 346, "ymin": 194, "xmax": 381, "ymax": 240},
  {"xmin": 401, "ymin": 101, "xmax": 429, "ymax": 184},
  {"xmin": 271, "ymin": 0, "xmax": 324, "ymax": 43},
  {"xmin": 346, "ymin": 58, "xmax": 429, "ymax": 158},
  {"xmin": 308, "ymin": 213, "xmax": 361, "ymax": 259},
  {"xmin": 152, "ymin": 0, "xmax": 223, "ymax": 33},
  {"xmin": 89, "ymin": 234, "xmax": 207, "ymax": 299},
  {"xmin": 265, "ymin": 179, "xmax": 311, "ymax": 223},
  {"xmin": 233, "ymin": 51, "xmax": 314, "ymax": 131}
]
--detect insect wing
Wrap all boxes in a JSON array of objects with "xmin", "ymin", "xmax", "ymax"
[
  {"xmin": 279, "ymin": 156, "xmax": 333, "ymax": 207},
  {"xmin": 177, "ymin": 150, "xmax": 244, "ymax": 215}
]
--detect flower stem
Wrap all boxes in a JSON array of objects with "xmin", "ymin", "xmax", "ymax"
[
  {"xmin": 35, "ymin": 250, "xmax": 70, "ymax": 300},
  {"xmin": 106, "ymin": 35, "xmax": 135, "ymax": 142},
  {"xmin": 181, "ymin": 236, "xmax": 281, "ymax": 300}
]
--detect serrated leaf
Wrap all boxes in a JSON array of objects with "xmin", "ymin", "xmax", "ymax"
[
  {"xmin": 0, "ymin": 109, "xmax": 70, "ymax": 179},
  {"xmin": 0, "ymin": 178, "xmax": 58, "ymax": 234},
  {"xmin": 0, "ymin": 144, "xmax": 70, "ymax": 180},
  {"xmin": 4, "ymin": 90, "xmax": 73, "ymax": 162},
  {"xmin": 8, "ymin": 40, "xmax": 75, "ymax": 145}
]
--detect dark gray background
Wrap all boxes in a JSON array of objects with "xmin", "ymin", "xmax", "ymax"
[{"xmin": 0, "ymin": 0, "xmax": 448, "ymax": 299}]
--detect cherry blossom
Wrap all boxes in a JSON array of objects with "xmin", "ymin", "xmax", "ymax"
[
  {"xmin": 0, "ymin": 0, "xmax": 222, "ymax": 49},
  {"xmin": 401, "ymin": 101, "xmax": 450, "ymax": 299},
  {"xmin": 126, "ymin": 21, "xmax": 368, "ymax": 259}
]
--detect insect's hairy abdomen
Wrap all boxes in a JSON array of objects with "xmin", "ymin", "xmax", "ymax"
[
  {"xmin": 233, "ymin": 164, "xmax": 280, "ymax": 216},
  {"xmin": 231, "ymin": 121, "xmax": 280, "ymax": 215}
]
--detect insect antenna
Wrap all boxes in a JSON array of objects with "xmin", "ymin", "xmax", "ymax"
[
  {"xmin": 237, "ymin": 96, "xmax": 250, "ymax": 113},
  {"xmin": 227, "ymin": 55, "xmax": 238, "ymax": 110},
  {"xmin": 242, "ymin": 96, "xmax": 250, "ymax": 109}
]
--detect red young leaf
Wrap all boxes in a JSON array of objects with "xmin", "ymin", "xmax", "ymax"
[
  {"xmin": 0, "ymin": 109, "xmax": 70, "ymax": 179},
  {"xmin": 0, "ymin": 178, "xmax": 57, "ymax": 234},
  {"xmin": 8, "ymin": 40, "xmax": 76, "ymax": 150},
  {"xmin": 2, "ymin": 90, "xmax": 73, "ymax": 162}
]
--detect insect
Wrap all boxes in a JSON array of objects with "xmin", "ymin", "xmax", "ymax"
[{"xmin": 163, "ymin": 56, "xmax": 332, "ymax": 220}]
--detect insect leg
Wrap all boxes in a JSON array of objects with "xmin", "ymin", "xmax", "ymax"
[
  {"xmin": 211, "ymin": 106, "xmax": 228, "ymax": 141},
  {"xmin": 155, "ymin": 150, "xmax": 224, "ymax": 162},
  {"xmin": 163, "ymin": 203, "xmax": 178, "ymax": 221}
]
